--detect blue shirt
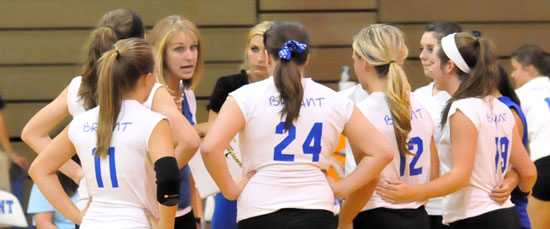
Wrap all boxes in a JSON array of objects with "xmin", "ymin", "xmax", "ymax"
[
  {"xmin": 27, "ymin": 184, "xmax": 78, "ymax": 229},
  {"xmin": 498, "ymin": 96, "xmax": 531, "ymax": 229}
]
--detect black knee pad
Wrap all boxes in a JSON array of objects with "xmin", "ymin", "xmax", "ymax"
[{"xmin": 154, "ymin": 156, "xmax": 180, "ymax": 206}]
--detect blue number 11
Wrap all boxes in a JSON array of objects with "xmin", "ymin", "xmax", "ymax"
[
  {"xmin": 92, "ymin": 147, "xmax": 119, "ymax": 188},
  {"xmin": 274, "ymin": 122, "xmax": 323, "ymax": 162}
]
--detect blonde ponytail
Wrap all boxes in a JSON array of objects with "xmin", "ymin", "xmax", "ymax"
[
  {"xmin": 386, "ymin": 62, "xmax": 412, "ymax": 155},
  {"xmin": 353, "ymin": 24, "xmax": 412, "ymax": 155}
]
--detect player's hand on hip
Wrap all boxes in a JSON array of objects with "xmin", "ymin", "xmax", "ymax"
[{"xmin": 227, "ymin": 170, "xmax": 255, "ymax": 200}]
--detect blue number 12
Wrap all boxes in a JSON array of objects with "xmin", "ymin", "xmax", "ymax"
[
  {"xmin": 92, "ymin": 147, "xmax": 119, "ymax": 188},
  {"xmin": 274, "ymin": 122, "xmax": 323, "ymax": 162},
  {"xmin": 400, "ymin": 137, "xmax": 424, "ymax": 176}
]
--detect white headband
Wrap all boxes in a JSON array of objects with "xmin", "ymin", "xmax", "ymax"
[{"xmin": 441, "ymin": 33, "xmax": 471, "ymax": 73}]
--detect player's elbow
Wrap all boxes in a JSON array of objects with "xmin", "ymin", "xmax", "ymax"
[
  {"xmin": 379, "ymin": 141, "xmax": 394, "ymax": 165},
  {"xmin": 453, "ymin": 169, "xmax": 472, "ymax": 189},
  {"xmin": 21, "ymin": 124, "xmax": 35, "ymax": 145},
  {"xmin": 200, "ymin": 140, "xmax": 215, "ymax": 159},
  {"xmin": 186, "ymin": 132, "xmax": 201, "ymax": 153},
  {"xmin": 28, "ymin": 160, "xmax": 41, "ymax": 182},
  {"xmin": 519, "ymin": 165, "xmax": 538, "ymax": 192}
]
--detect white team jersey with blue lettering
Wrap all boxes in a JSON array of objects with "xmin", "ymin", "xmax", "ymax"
[
  {"xmin": 356, "ymin": 92, "xmax": 434, "ymax": 211},
  {"xmin": 230, "ymin": 76, "xmax": 354, "ymax": 221},
  {"xmin": 67, "ymin": 76, "xmax": 86, "ymax": 116},
  {"xmin": 413, "ymin": 82, "xmax": 451, "ymax": 216},
  {"xmin": 67, "ymin": 77, "xmax": 162, "ymax": 211},
  {"xmin": 516, "ymin": 76, "xmax": 550, "ymax": 162},
  {"xmin": 68, "ymin": 100, "xmax": 166, "ymax": 228},
  {"xmin": 439, "ymin": 96, "xmax": 515, "ymax": 224},
  {"xmin": 337, "ymin": 84, "xmax": 369, "ymax": 175}
]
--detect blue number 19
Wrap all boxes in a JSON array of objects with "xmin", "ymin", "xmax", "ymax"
[
  {"xmin": 494, "ymin": 137, "xmax": 509, "ymax": 173},
  {"xmin": 274, "ymin": 122, "xmax": 323, "ymax": 162},
  {"xmin": 92, "ymin": 147, "xmax": 119, "ymax": 188}
]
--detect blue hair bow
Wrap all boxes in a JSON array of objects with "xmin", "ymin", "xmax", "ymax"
[{"xmin": 278, "ymin": 40, "xmax": 307, "ymax": 60}]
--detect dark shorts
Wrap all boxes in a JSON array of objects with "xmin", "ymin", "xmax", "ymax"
[
  {"xmin": 533, "ymin": 155, "xmax": 550, "ymax": 201},
  {"xmin": 238, "ymin": 208, "xmax": 337, "ymax": 229},
  {"xmin": 510, "ymin": 187, "xmax": 531, "ymax": 228},
  {"xmin": 429, "ymin": 215, "xmax": 450, "ymax": 229},
  {"xmin": 174, "ymin": 210, "xmax": 195, "ymax": 229},
  {"xmin": 353, "ymin": 206, "xmax": 429, "ymax": 229},
  {"xmin": 449, "ymin": 207, "xmax": 521, "ymax": 229}
]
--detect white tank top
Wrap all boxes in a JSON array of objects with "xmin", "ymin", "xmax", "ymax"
[
  {"xmin": 439, "ymin": 96, "xmax": 515, "ymax": 224},
  {"xmin": 142, "ymin": 83, "xmax": 164, "ymax": 109},
  {"xmin": 230, "ymin": 76, "xmax": 354, "ymax": 221},
  {"xmin": 413, "ymin": 82, "xmax": 451, "ymax": 215},
  {"xmin": 68, "ymin": 100, "xmax": 166, "ymax": 228},
  {"xmin": 515, "ymin": 76, "xmax": 550, "ymax": 162},
  {"xmin": 67, "ymin": 76, "xmax": 86, "ymax": 116},
  {"xmin": 67, "ymin": 77, "xmax": 163, "ymax": 212},
  {"xmin": 355, "ymin": 92, "xmax": 434, "ymax": 211}
]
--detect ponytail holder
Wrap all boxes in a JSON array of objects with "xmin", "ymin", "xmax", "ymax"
[
  {"xmin": 388, "ymin": 60, "xmax": 396, "ymax": 64},
  {"xmin": 278, "ymin": 40, "xmax": 307, "ymax": 60},
  {"xmin": 441, "ymin": 33, "xmax": 471, "ymax": 73},
  {"xmin": 115, "ymin": 50, "xmax": 120, "ymax": 59},
  {"xmin": 470, "ymin": 30, "xmax": 482, "ymax": 39}
]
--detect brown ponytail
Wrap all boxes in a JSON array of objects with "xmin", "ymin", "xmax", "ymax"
[
  {"xmin": 440, "ymin": 33, "xmax": 499, "ymax": 126},
  {"xmin": 352, "ymin": 24, "xmax": 412, "ymax": 155},
  {"xmin": 79, "ymin": 9, "xmax": 145, "ymax": 110},
  {"xmin": 95, "ymin": 38, "xmax": 154, "ymax": 156},
  {"xmin": 263, "ymin": 21, "xmax": 310, "ymax": 131}
]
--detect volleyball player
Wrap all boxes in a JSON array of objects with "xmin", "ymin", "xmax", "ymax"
[
  {"xmin": 201, "ymin": 21, "xmax": 393, "ymax": 228},
  {"xmin": 414, "ymin": 21, "xmax": 462, "ymax": 229},
  {"xmin": 493, "ymin": 66, "xmax": 531, "ymax": 229},
  {"xmin": 377, "ymin": 32, "xmax": 537, "ymax": 228},
  {"xmin": 29, "ymin": 38, "xmax": 180, "ymax": 228},
  {"xmin": 340, "ymin": 24, "xmax": 437, "ymax": 229},
  {"xmin": 511, "ymin": 44, "xmax": 550, "ymax": 229}
]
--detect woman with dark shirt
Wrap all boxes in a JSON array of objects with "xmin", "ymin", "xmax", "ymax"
[{"xmin": 204, "ymin": 21, "xmax": 273, "ymax": 229}]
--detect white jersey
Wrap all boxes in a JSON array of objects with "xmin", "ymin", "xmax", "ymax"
[
  {"xmin": 337, "ymin": 84, "xmax": 369, "ymax": 175},
  {"xmin": 413, "ymin": 82, "xmax": 451, "ymax": 145},
  {"xmin": 142, "ymin": 83, "xmax": 164, "ymax": 109},
  {"xmin": 68, "ymin": 100, "xmax": 166, "ymax": 228},
  {"xmin": 356, "ymin": 92, "xmax": 434, "ymax": 211},
  {"xmin": 516, "ymin": 76, "xmax": 550, "ymax": 162},
  {"xmin": 413, "ymin": 82, "xmax": 451, "ymax": 215},
  {"xmin": 439, "ymin": 96, "xmax": 515, "ymax": 224},
  {"xmin": 230, "ymin": 76, "xmax": 354, "ymax": 221},
  {"xmin": 67, "ymin": 76, "xmax": 86, "ymax": 116}
]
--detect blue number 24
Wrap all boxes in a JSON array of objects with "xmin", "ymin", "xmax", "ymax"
[
  {"xmin": 92, "ymin": 147, "xmax": 119, "ymax": 188},
  {"xmin": 274, "ymin": 122, "xmax": 323, "ymax": 162},
  {"xmin": 399, "ymin": 137, "xmax": 424, "ymax": 176}
]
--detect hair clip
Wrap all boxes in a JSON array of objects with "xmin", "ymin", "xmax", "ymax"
[
  {"xmin": 469, "ymin": 30, "xmax": 482, "ymax": 38},
  {"xmin": 278, "ymin": 40, "xmax": 307, "ymax": 60}
]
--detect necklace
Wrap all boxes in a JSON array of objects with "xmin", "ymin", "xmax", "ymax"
[{"xmin": 171, "ymin": 93, "xmax": 183, "ymax": 112}]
